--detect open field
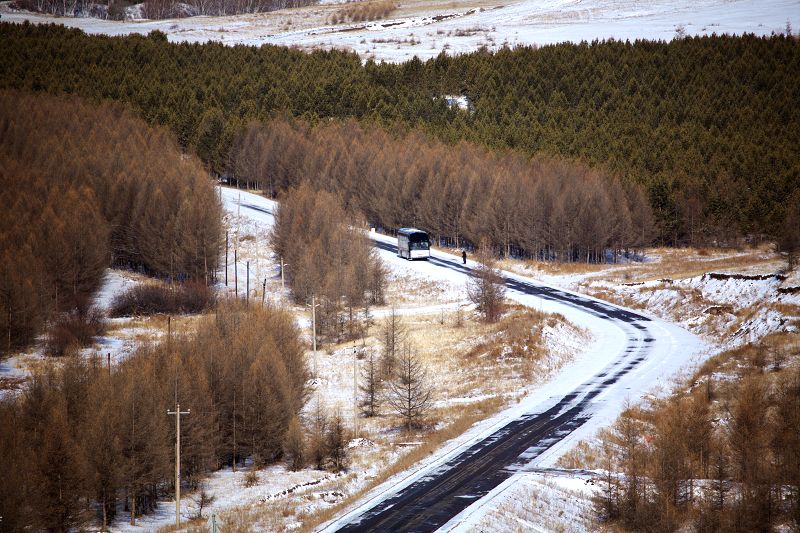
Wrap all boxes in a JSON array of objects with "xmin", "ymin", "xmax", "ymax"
[{"xmin": 2, "ymin": 0, "xmax": 795, "ymax": 62}]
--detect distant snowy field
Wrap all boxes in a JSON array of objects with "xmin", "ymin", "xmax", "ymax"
[{"xmin": 2, "ymin": 0, "xmax": 797, "ymax": 62}]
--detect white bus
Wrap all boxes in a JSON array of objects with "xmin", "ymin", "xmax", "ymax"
[{"xmin": 397, "ymin": 228, "xmax": 431, "ymax": 260}]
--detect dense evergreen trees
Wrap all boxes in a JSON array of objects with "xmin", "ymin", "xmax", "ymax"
[
  {"xmin": 0, "ymin": 91, "xmax": 222, "ymax": 354},
  {"xmin": 595, "ymin": 340, "xmax": 800, "ymax": 532},
  {"xmin": 1, "ymin": 23, "xmax": 797, "ymax": 244},
  {"xmin": 0, "ymin": 303, "xmax": 308, "ymax": 530},
  {"xmin": 271, "ymin": 184, "xmax": 386, "ymax": 340},
  {"xmin": 14, "ymin": 0, "xmax": 318, "ymax": 18},
  {"xmin": 237, "ymin": 118, "xmax": 653, "ymax": 260}
]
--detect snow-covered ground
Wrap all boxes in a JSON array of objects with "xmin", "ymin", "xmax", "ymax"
[
  {"xmin": 594, "ymin": 273, "xmax": 800, "ymax": 347},
  {"xmin": 0, "ymin": 269, "xmax": 154, "ymax": 397},
  {"xmin": 2, "ymin": 0, "xmax": 797, "ymax": 62},
  {"xmin": 449, "ymin": 469, "xmax": 597, "ymax": 532}
]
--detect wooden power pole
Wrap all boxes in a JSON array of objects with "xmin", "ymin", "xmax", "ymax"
[
  {"xmin": 167, "ymin": 403, "xmax": 190, "ymax": 528},
  {"xmin": 280, "ymin": 256, "xmax": 285, "ymax": 293},
  {"xmin": 307, "ymin": 294, "xmax": 319, "ymax": 378},
  {"xmin": 353, "ymin": 343, "xmax": 358, "ymax": 437}
]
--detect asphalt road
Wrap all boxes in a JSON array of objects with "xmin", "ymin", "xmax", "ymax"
[{"xmin": 329, "ymin": 241, "xmax": 654, "ymax": 533}]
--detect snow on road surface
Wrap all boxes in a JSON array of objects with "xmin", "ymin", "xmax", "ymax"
[{"xmin": 2, "ymin": 0, "xmax": 797, "ymax": 62}]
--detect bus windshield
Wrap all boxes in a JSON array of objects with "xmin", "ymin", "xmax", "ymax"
[{"xmin": 410, "ymin": 240, "xmax": 429, "ymax": 251}]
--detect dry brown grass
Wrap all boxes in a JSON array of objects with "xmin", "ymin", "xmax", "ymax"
[
  {"xmin": 497, "ymin": 258, "xmax": 607, "ymax": 277},
  {"xmin": 330, "ymin": 0, "xmax": 396, "ymax": 24},
  {"xmin": 770, "ymin": 303, "xmax": 800, "ymax": 317},
  {"xmin": 496, "ymin": 244, "xmax": 782, "ymax": 286},
  {"xmin": 556, "ymin": 439, "xmax": 602, "ymax": 470},
  {"xmin": 593, "ymin": 245, "xmax": 781, "ymax": 284},
  {"xmin": 692, "ymin": 332, "xmax": 800, "ymax": 397}
]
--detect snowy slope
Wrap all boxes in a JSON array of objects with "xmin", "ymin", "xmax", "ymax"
[{"xmin": 2, "ymin": 0, "xmax": 797, "ymax": 62}]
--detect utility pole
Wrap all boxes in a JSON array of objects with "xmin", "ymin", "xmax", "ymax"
[
  {"xmin": 234, "ymin": 248, "xmax": 238, "ymax": 298},
  {"xmin": 246, "ymin": 261, "xmax": 250, "ymax": 307},
  {"xmin": 280, "ymin": 256, "xmax": 285, "ymax": 293},
  {"xmin": 225, "ymin": 231, "xmax": 228, "ymax": 287},
  {"xmin": 167, "ymin": 403, "xmax": 190, "ymax": 528},
  {"xmin": 232, "ymin": 388, "xmax": 237, "ymax": 472},
  {"xmin": 307, "ymin": 294, "xmax": 319, "ymax": 378},
  {"xmin": 237, "ymin": 193, "xmax": 241, "ymax": 296},
  {"xmin": 353, "ymin": 343, "xmax": 358, "ymax": 437}
]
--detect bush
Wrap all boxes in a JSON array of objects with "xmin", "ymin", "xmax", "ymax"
[
  {"xmin": 243, "ymin": 469, "xmax": 259, "ymax": 488},
  {"xmin": 45, "ymin": 307, "xmax": 107, "ymax": 356},
  {"xmin": 109, "ymin": 281, "xmax": 215, "ymax": 317}
]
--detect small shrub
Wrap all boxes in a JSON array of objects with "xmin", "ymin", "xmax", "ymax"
[
  {"xmin": 243, "ymin": 469, "xmax": 259, "ymax": 487},
  {"xmin": 110, "ymin": 281, "xmax": 215, "ymax": 316},
  {"xmin": 46, "ymin": 307, "xmax": 107, "ymax": 356}
]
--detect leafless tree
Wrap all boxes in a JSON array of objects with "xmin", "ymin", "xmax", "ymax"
[
  {"xmin": 192, "ymin": 485, "xmax": 215, "ymax": 519},
  {"xmin": 467, "ymin": 248, "xmax": 506, "ymax": 322},
  {"xmin": 379, "ymin": 308, "xmax": 407, "ymax": 378}
]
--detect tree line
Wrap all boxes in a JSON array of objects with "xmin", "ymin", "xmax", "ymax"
[
  {"xmin": 239, "ymin": 118, "xmax": 653, "ymax": 261},
  {"xmin": 0, "ymin": 302, "xmax": 308, "ymax": 531},
  {"xmin": 270, "ymin": 184, "xmax": 386, "ymax": 341},
  {"xmin": 0, "ymin": 91, "xmax": 222, "ymax": 355},
  {"xmin": 1, "ymin": 23, "xmax": 797, "ymax": 244},
  {"xmin": 595, "ymin": 340, "xmax": 800, "ymax": 531},
  {"xmin": 12, "ymin": 0, "xmax": 318, "ymax": 18}
]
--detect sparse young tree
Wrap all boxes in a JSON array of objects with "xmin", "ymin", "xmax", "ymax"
[
  {"xmin": 467, "ymin": 247, "xmax": 506, "ymax": 322},
  {"xmin": 387, "ymin": 343, "xmax": 432, "ymax": 431},
  {"xmin": 308, "ymin": 398, "xmax": 329, "ymax": 470},
  {"xmin": 192, "ymin": 485, "xmax": 215, "ymax": 519},
  {"xmin": 325, "ymin": 413, "xmax": 348, "ymax": 472},
  {"xmin": 359, "ymin": 350, "xmax": 381, "ymax": 417},
  {"xmin": 283, "ymin": 415, "xmax": 305, "ymax": 471},
  {"xmin": 379, "ymin": 307, "xmax": 407, "ymax": 378}
]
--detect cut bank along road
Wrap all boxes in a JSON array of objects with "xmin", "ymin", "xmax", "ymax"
[{"xmin": 320, "ymin": 238, "xmax": 701, "ymax": 533}]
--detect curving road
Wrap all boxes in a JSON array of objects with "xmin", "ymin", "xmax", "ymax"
[
  {"xmin": 321, "ymin": 239, "xmax": 694, "ymax": 533},
  {"xmin": 227, "ymin": 192, "xmax": 700, "ymax": 533}
]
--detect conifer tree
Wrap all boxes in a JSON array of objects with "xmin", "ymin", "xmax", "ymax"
[{"xmin": 387, "ymin": 343, "xmax": 432, "ymax": 431}]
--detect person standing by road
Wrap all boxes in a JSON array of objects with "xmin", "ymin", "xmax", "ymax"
[{"xmin": 462, "ymin": 250, "xmax": 467, "ymax": 264}]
